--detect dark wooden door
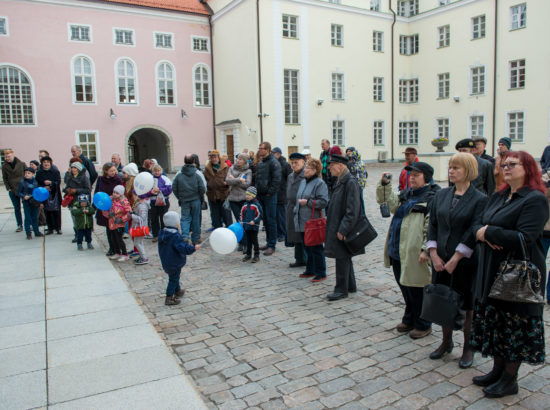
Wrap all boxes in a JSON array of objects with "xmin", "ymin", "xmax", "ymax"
[{"xmin": 226, "ymin": 134, "xmax": 234, "ymax": 161}]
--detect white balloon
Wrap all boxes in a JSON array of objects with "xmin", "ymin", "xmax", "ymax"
[
  {"xmin": 209, "ymin": 228, "xmax": 237, "ymax": 255},
  {"xmin": 134, "ymin": 172, "xmax": 154, "ymax": 196}
]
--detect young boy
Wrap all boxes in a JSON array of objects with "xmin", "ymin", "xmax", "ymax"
[
  {"xmin": 240, "ymin": 186, "xmax": 263, "ymax": 263},
  {"xmin": 70, "ymin": 194, "xmax": 96, "ymax": 250},
  {"xmin": 102, "ymin": 185, "xmax": 131, "ymax": 261},
  {"xmin": 17, "ymin": 167, "xmax": 44, "ymax": 240},
  {"xmin": 158, "ymin": 211, "xmax": 200, "ymax": 306},
  {"xmin": 131, "ymin": 195, "xmax": 150, "ymax": 265}
]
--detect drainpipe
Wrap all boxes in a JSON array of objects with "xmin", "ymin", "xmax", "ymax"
[
  {"xmin": 200, "ymin": 1, "xmax": 217, "ymax": 150},
  {"xmin": 491, "ymin": 0, "xmax": 498, "ymax": 156},
  {"xmin": 389, "ymin": 0, "xmax": 396, "ymax": 161},
  {"xmin": 256, "ymin": 0, "xmax": 264, "ymax": 142}
]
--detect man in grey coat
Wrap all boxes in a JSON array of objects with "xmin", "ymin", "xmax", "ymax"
[{"xmin": 286, "ymin": 152, "xmax": 307, "ymax": 268}]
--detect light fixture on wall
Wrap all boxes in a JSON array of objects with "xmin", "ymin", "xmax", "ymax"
[
  {"xmin": 263, "ymin": 113, "xmax": 270, "ymax": 118},
  {"xmin": 292, "ymin": 134, "xmax": 296, "ymax": 140},
  {"xmin": 110, "ymin": 108, "xmax": 116, "ymax": 119},
  {"xmin": 453, "ymin": 96, "xmax": 460, "ymax": 103},
  {"xmin": 317, "ymin": 99, "xmax": 324, "ymax": 106},
  {"xmin": 181, "ymin": 109, "xmax": 188, "ymax": 120}
]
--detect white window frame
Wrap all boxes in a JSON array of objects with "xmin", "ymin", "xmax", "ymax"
[
  {"xmin": 510, "ymin": 3, "xmax": 527, "ymax": 30},
  {"xmin": 70, "ymin": 54, "xmax": 96, "ymax": 105},
  {"xmin": 0, "ymin": 64, "xmax": 37, "ymax": 127},
  {"xmin": 398, "ymin": 121, "xmax": 419, "ymax": 145},
  {"xmin": 506, "ymin": 111, "xmax": 525, "ymax": 142},
  {"xmin": 331, "ymin": 119, "xmax": 345, "ymax": 147},
  {"xmin": 399, "ymin": 78, "xmax": 419, "ymax": 104},
  {"xmin": 191, "ymin": 36, "xmax": 210, "ymax": 53},
  {"xmin": 282, "ymin": 15, "xmax": 298, "ymax": 39},
  {"xmin": 331, "ymin": 72, "xmax": 344, "ymax": 101},
  {"xmin": 75, "ymin": 130, "xmax": 100, "ymax": 164},
  {"xmin": 436, "ymin": 117, "xmax": 450, "ymax": 139},
  {"xmin": 373, "ymin": 31, "xmax": 384, "ymax": 52},
  {"xmin": 284, "ymin": 69, "xmax": 300, "ymax": 125},
  {"xmin": 437, "ymin": 72, "xmax": 450, "ymax": 99},
  {"xmin": 470, "ymin": 65, "xmax": 486, "ymax": 96},
  {"xmin": 67, "ymin": 23, "xmax": 92, "ymax": 43},
  {"xmin": 113, "ymin": 27, "xmax": 135, "ymax": 47},
  {"xmin": 469, "ymin": 114, "xmax": 485, "ymax": 139},
  {"xmin": 471, "ymin": 15, "xmax": 486, "ymax": 40},
  {"xmin": 155, "ymin": 61, "xmax": 177, "ymax": 107},
  {"xmin": 370, "ymin": 0, "xmax": 381, "ymax": 11},
  {"xmin": 373, "ymin": 77, "xmax": 384, "ymax": 102},
  {"xmin": 0, "ymin": 17, "xmax": 8, "ymax": 36},
  {"xmin": 331, "ymin": 24, "xmax": 344, "ymax": 47},
  {"xmin": 373, "ymin": 120, "xmax": 385, "ymax": 146},
  {"xmin": 154, "ymin": 32, "xmax": 174, "ymax": 50},
  {"xmin": 399, "ymin": 34, "xmax": 419, "ymax": 55},
  {"xmin": 438, "ymin": 25, "xmax": 450, "ymax": 48},
  {"xmin": 115, "ymin": 57, "xmax": 138, "ymax": 106},
  {"xmin": 509, "ymin": 59, "xmax": 525, "ymax": 89},
  {"xmin": 193, "ymin": 63, "xmax": 212, "ymax": 108},
  {"xmin": 397, "ymin": 0, "xmax": 418, "ymax": 17}
]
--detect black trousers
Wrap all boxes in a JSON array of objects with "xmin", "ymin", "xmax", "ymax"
[
  {"xmin": 150, "ymin": 202, "xmax": 169, "ymax": 237},
  {"xmin": 245, "ymin": 230, "xmax": 259, "ymax": 257},
  {"xmin": 334, "ymin": 257, "xmax": 356, "ymax": 294},
  {"xmin": 107, "ymin": 228, "xmax": 127, "ymax": 255},
  {"xmin": 45, "ymin": 209, "xmax": 61, "ymax": 231}
]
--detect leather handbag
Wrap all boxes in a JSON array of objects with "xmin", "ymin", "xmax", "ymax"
[
  {"xmin": 304, "ymin": 200, "xmax": 326, "ymax": 246},
  {"xmin": 421, "ymin": 278, "xmax": 465, "ymax": 330},
  {"xmin": 61, "ymin": 194, "xmax": 74, "ymax": 208},
  {"xmin": 488, "ymin": 233, "xmax": 544, "ymax": 304},
  {"xmin": 344, "ymin": 196, "xmax": 377, "ymax": 255}
]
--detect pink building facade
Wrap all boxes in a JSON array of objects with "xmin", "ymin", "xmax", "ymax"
[{"xmin": 0, "ymin": 0, "xmax": 213, "ymax": 171}]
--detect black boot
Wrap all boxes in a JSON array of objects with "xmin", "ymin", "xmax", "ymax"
[
  {"xmin": 482, "ymin": 371, "xmax": 518, "ymax": 398},
  {"xmin": 473, "ymin": 366, "xmax": 504, "ymax": 387}
]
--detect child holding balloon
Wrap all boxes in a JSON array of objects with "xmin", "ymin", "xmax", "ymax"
[
  {"xmin": 71, "ymin": 194, "xmax": 96, "ymax": 250},
  {"xmin": 102, "ymin": 185, "xmax": 131, "ymax": 261},
  {"xmin": 17, "ymin": 167, "xmax": 44, "ymax": 240},
  {"xmin": 240, "ymin": 186, "xmax": 263, "ymax": 263}
]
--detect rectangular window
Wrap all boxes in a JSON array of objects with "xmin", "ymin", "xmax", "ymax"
[
  {"xmin": 114, "ymin": 29, "xmax": 134, "ymax": 45},
  {"xmin": 373, "ymin": 121, "xmax": 385, "ymax": 145},
  {"xmin": 373, "ymin": 77, "xmax": 384, "ymax": 102},
  {"xmin": 399, "ymin": 79, "xmax": 419, "ymax": 103},
  {"xmin": 155, "ymin": 33, "xmax": 173, "ymax": 49},
  {"xmin": 508, "ymin": 112, "xmax": 524, "ymax": 142},
  {"xmin": 331, "ymin": 24, "xmax": 343, "ymax": 46},
  {"xmin": 370, "ymin": 0, "xmax": 381, "ymax": 11},
  {"xmin": 329, "ymin": 0, "xmax": 341, "ymax": 3},
  {"xmin": 472, "ymin": 15, "xmax": 486, "ymax": 39},
  {"xmin": 373, "ymin": 31, "xmax": 384, "ymax": 52},
  {"xmin": 282, "ymin": 15, "xmax": 298, "ymax": 39},
  {"xmin": 0, "ymin": 17, "xmax": 7, "ymax": 36},
  {"xmin": 399, "ymin": 34, "xmax": 419, "ymax": 55},
  {"xmin": 192, "ymin": 37, "xmax": 209, "ymax": 52},
  {"xmin": 331, "ymin": 73, "xmax": 344, "ymax": 100},
  {"xmin": 509, "ymin": 59, "xmax": 525, "ymax": 89},
  {"xmin": 399, "ymin": 121, "xmax": 419, "ymax": 145},
  {"xmin": 77, "ymin": 132, "xmax": 98, "ymax": 163},
  {"xmin": 471, "ymin": 66, "xmax": 485, "ymax": 95},
  {"xmin": 471, "ymin": 115, "xmax": 484, "ymax": 138},
  {"xmin": 397, "ymin": 0, "xmax": 418, "ymax": 17},
  {"xmin": 70, "ymin": 25, "xmax": 90, "ymax": 42},
  {"xmin": 438, "ymin": 25, "xmax": 450, "ymax": 48},
  {"xmin": 284, "ymin": 69, "xmax": 299, "ymax": 124},
  {"xmin": 511, "ymin": 3, "xmax": 526, "ymax": 30},
  {"xmin": 437, "ymin": 118, "xmax": 450, "ymax": 139},
  {"xmin": 332, "ymin": 120, "xmax": 345, "ymax": 146},
  {"xmin": 437, "ymin": 73, "xmax": 450, "ymax": 99}
]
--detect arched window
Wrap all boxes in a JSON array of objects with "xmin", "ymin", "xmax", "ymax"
[
  {"xmin": 117, "ymin": 59, "xmax": 137, "ymax": 104},
  {"xmin": 194, "ymin": 65, "xmax": 210, "ymax": 106},
  {"xmin": 157, "ymin": 62, "xmax": 175, "ymax": 105},
  {"xmin": 73, "ymin": 56, "xmax": 95, "ymax": 103},
  {"xmin": 0, "ymin": 66, "xmax": 34, "ymax": 125}
]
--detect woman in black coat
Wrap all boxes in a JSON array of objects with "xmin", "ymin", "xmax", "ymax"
[
  {"xmin": 94, "ymin": 162, "xmax": 123, "ymax": 256},
  {"xmin": 324, "ymin": 155, "xmax": 364, "ymax": 301},
  {"xmin": 36, "ymin": 156, "xmax": 62, "ymax": 234},
  {"xmin": 471, "ymin": 151, "xmax": 548, "ymax": 399},
  {"xmin": 427, "ymin": 153, "xmax": 487, "ymax": 368}
]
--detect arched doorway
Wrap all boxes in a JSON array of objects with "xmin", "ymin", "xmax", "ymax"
[{"xmin": 127, "ymin": 126, "xmax": 172, "ymax": 171}]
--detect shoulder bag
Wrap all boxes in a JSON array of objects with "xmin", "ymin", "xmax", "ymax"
[
  {"xmin": 344, "ymin": 188, "xmax": 378, "ymax": 255},
  {"xmin": 44, "ymin": 189, "xmax": 60, "ymax": 211},
  {"xmin": 304, "ymin": 200, "xmax": 326, "ymax": 247},
  {"xmin": 421, "ymin": 274, "xmax": 465, "ymax": 330}
]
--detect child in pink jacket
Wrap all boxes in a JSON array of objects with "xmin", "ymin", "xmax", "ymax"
[{"xmin": 102, "ymin": 185, "xmax": 131, "ymax": 261}]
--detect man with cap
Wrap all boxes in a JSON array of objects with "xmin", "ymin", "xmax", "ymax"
[
  {"xmin": 286, "ymin": 152, "xmax": 307, "ymax": 268},
  {"xmin": 455, "ymin": 138, "xmax": 495, "ymax": 195},
  {"xmin": 494, "ymin": 137, "xmax": 512, "ymax": 188},
  {"xmin": 324, "ymin": 155, "xmax": 365, "ymax": 301},
  {"xmin": 473, "ymin": 137, "xmax": 494, "ymax": 164},
  {"xmin": 399, "ymin": 147, "xmax": 419, "ymax": 191},
  {"xmin": 271, "ymin": 147, "xmax": 292, "ymax": 243}
]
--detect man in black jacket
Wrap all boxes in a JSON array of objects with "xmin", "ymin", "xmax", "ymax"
[
  {"xmin": 473, "ymin": 137, "xmax": 495, "ymax": 164},
  {"xmin": 272, "ymin": 147, "xmax": 292, "ymax": 243},
  {"xmin": 455, "ymin": 139, "xmax": 495, "ymax": 195},
  {"xmin": 2, "ymin": 149, "xmax": 25, "ymax": 232},
  {"xmin": 71, "ymin": 145, "xmax": 98, "ymax": 186},
  {"xmin": 256, "ymin": 141, "xmax": 281, "ymax": 255}
]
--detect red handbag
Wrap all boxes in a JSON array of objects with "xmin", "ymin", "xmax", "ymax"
[
  {"xmin": 304, "ymin": 200, "xmax": 326, "ymax": 246},
  {"xmin": 61, "ymin": 194, "xmax": 74, "ymax": 208},
  {"xmin": 129, "ymin": 225, "xmax": 149, "ymax": 238}
]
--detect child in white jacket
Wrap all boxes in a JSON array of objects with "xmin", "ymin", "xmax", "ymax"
[{"xmin": 131, "ymin": 196, "xmax": 150, "ymax": 265}]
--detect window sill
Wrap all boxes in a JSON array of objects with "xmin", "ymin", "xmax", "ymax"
[
  {"xmin": 471, "ymin": 36, "xmax": 486, "ymax": 41},
  {"xmin": 373, "ymin": 50, "xmax": 384, "ymax": 53},
  {"xmin": 509, "ymin": 26, "xmax": 526, "ymax": 32},
  {"xmin": 469, "ymin": 93, "xmax": 486, "ymax": 97},
  {"xmin": 437, "ymin": 45, "xmax": 450, "ymax": 49},
  {"xmin": 436, "ymin": 97, "xmax": 449, "ymax": 100},
  {"xmin": 331, "ymin": 45, "xmax": 344, "ymax": 48},
  {"xmin": 508, "ymin": 87, "xmax": 525, "ymax": 91},
  {"xmin": 373, "ymin": 100, "xmax": 384, "ymax": 103},
  {"xmin": 283, "ymin": 36, "xmax": 299, "ymax": 40},
  {"xmin": 285, "ymin": 123, "xmax": 301, "ymax": 126},
  {"xmin": 332, "ymin": 99, "xmax": 345, "ymax": 102}
]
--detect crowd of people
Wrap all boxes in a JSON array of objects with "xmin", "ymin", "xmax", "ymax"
[{"xmin": 2, "ymin": 137, "xmax": 550, "ymax": 399}]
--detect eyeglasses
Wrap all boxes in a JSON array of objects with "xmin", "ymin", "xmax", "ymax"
[{"xmin": 500, "ymin": 162, "xmax": 521, "ymax": 169}]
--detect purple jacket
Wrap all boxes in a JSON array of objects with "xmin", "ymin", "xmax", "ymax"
[
  {"xmin": 94, "ymin": 174, "xmax": 123, "ymax": 227},
  {"xmin": 146, "ymin": 174, "xmax": 172, "ymax": 206}
]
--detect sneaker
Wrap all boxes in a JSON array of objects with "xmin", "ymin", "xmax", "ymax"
[
  {"xmin": 117, "ymin": 254, "xmax": 129, "ymax": 262},
  {"xmin": 311, "ymin": 277, "xmax": 327, "ymax": 283},
  {"xmin": 242, "ymin": 255, "xmax": 251, "ymax": 262},
  {"xmin": 109, "ymin": 254, "xmax": 120, "ymax": 260},
  {"xmin": 409, "ymin": 328, "xmax": 432, "ymax": 339},
  {"xmin": 251, "ymin": 256, "xmax": 259, "ymax": 263},
  {"xmin": 87, "ymin": 243, "xmax": 94, "ymax": 250},
  {"xmin": 165, "ymin": 296, "xmax": 181, "ymax": 306},
  {"xmin": 129, "ymin": 251, "xmax": 140, "ymax": 258},
  {"xmin": 77, "ymin": 244, "xmax": 83, "ymax": 251},
  {"xmin": 35, "ymin": 232, "xmax": 44, "ymax": 237},
  {"xmin": 134, "ymin": 257, "xmax": 149, "ymax": 265},
  {"xmin": 16, "ymin": 225, "xmax": 23, "ymax": 232},
  {"xmin": 26, "ymin": 233, "xmax": 32, "ymax": 240},
  {"xmin": 45, "ymin": 229, "xmax": 53, "ymax": 235}
]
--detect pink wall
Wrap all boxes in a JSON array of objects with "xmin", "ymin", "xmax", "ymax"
[{"xmin": 0, "ymin": 0, "xmax": 213, "ymax": 170}]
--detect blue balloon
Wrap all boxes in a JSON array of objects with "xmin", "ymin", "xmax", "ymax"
[
  {"xmin": 32, "ymin": 187, "xmax": 49, "ymax": 202},
  {"xmin": 93, "ymin": 192, "xmax": 112, "ymax": 211},
  {"xmin": 227, "ymin": 222, "xmax": 244, "ymax": 242}
]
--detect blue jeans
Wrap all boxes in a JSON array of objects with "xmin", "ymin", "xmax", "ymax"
[
  {"xmin": 259, "ymin": 194, "xmax": 277, "ymax": 248},
  {"xmin": 276, "ymin": 203, "xmax": 287, "ymax": 240},
  {"xmin": 181, "ymin": 199, "xmax": 201, "ymax": 243},
  {"xmin": 166, "ymin": 268, "xmax": 182, "ymax": 297},
  {"xmin": 22, "ymin": 201, "xmax": 39, "ymax": 234},
  {"xmin": 542, "ymin": 237, "xmax": 550, "ymax": 301},
  {"xmin": 301, "ymin": 233, "xmax": 326, "ymax": 278},
  {"xmin": 76, "ymin": 228, "xmax": 92, "ymax": 244},
  {"xmin": 9, "ymin": 191, "xmax": 23, "ymax": 227}
]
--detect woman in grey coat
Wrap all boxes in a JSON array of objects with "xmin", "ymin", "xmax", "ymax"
[
  {"xmin": 294, "ymin": 159, "xmax": 329, "ymax": 282},
  {"xmin": 286, "ymin": 153, "xmax": 307, "ymax": 268},
  {"xmin": 226, "ymin": 153, "xmax": 252, "ymax": 251}
]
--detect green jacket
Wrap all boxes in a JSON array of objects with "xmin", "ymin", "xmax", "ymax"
[
  {"xmin": 71, "ymin": 203, "xmax": 96, "ymax": 230},
  {"xmin": 376, "ymin": 181, "xmax": 439, "ymax": 287}
]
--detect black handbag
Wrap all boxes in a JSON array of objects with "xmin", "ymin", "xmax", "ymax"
[
  {"xmin": 421, "ymin": 274, "xmax": 465, "ymax": 330},
  {"xmin": 488, "ymin": 233, "xmax": 544, "ymax": 304},
  {"xmin": 44, "ymin": 190, "xmax": 59, "ymax": 211},
  {"xmin": 344, "ymin": 196, "xmax": 377, "ymax": 255}
]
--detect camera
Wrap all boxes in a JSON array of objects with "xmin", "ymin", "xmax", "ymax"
[{"xmin": 384, "ymin": 173, "xmax": 392, "ymax": 181}]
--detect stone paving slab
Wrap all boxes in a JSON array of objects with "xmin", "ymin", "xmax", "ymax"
[
  {"xmin": 0, "ymin": 341, "xmax": 46, "ymax": 378},
  {"xmin": 0, "ymin": 370, "xmax": 47, "ymax": 410},
  {"xmin": 0, "ymin": 320, "xmax": 45, "ymax": 350}
]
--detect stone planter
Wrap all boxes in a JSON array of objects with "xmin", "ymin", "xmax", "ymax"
[{"xmin": 431, "ymin": 140, "xmax": 449, "ymax": 152}]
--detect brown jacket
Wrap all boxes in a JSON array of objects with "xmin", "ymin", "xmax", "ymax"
[
  {"xmin": 2, "ymin": 157, "xmax": 26, "ymax": 192},
  {"xmin": 204, "ymin": 161, "xmax": 229, "ymax": 202}
]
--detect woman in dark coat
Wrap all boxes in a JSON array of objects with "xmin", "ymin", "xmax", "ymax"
[
  {"xmin": 36, "ymin": 156, "xmax": 62, "ymax": 234},
  {"xmin": 471, "ymin": 151, "xmax": 548, "ymax": 399},
  {"xmin": 324, "ymin": 155, "xmax": 364, "ymax": 301},
  {"xmin": 94, "ymin": 162, "xmax": 123, "ymax": 256},
  {"xmin": 286, "ymin": 153, "xmax": 307, "ymax": 268},
  {"xmin": 427, "ymin": 153, "xmax": 487, "ymax": 368}
]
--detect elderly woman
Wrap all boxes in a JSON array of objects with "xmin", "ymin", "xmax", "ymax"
[
  {"xmin": 204, "ymin": 150, "xmax": 232, "ymax": 228},
  {"xmin": 470, "ymin": 151, "xmax": 548, "ymax": 398},
  {"xmin": 148, "ymin": 164, "xmax": 172, "ymax": 242},
  {"xmin": 36, "ymin": 156, "xmax": 62, "ymax": 235},
  {"xmin": 376, "ymin": 162, "xmax": 440, "ymax": 338},
  {"xmin": 94, "ymin": 162, "xmax": 123, "ymax": 256},
  {"xmin": 226, "ymin": 153, "xmax": 252, "ymax": 251},
  {"xmin": 426, "ymin": 153, "xmax": 488, "ymax": 368},
  {"xmin": 286, "ymin": 152, "xmax": 307, "ymax": 268},
  {"xmin": 294, "ymin": 159, "xmax": 329, "ymax": 282}
]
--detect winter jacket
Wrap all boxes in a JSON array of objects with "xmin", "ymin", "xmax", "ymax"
[
  {"xmin": 2, "ymin": 157, "xmax": 25, "ymax": 192},
  {"xmin": 255, "ymin": 154, "xmax": 281, "ymax": 197},
  {"xmin": 541, "ymin": 145, "xmax": 550, "ymax": 172},
  {"xmin": 286, "ymin": 168, "xmax": 305, "ymax": 243},
  {"xmin": 63, "ymin": 170, "xmax": 91, "ymax": 197},
  {"xmin": 480, "ymin": 151, "xmax": 495, "ymax": 164},
  {"xmin": 80, "ymin": 154, "xmax": 98, "ymax": 186},
  {"xmin": 36, "ymin": 166, "xmax": 62, "ymax": 208},
  {"xmin": 173, "ymin": 165, "xmax": 205, "ymax": 203},
  {"xmin": 240, "ymin": 199, "xmax": 263, "ymax": 232},
  {"xmin": 158, "ymin": 227, "xmax": 196, "ymax": 272},
  {"xmin": 147, "ymin": 174, "xmax": 172, "ymax": 206},
  {"xmin": 102, "ymin": 197, "xmax": 131, "ymax": 230},
  {"xmin": 226, "ymin": 164, "xmax": 252, "ymax": 203},
  {"xmin": 276, "ymin": 156, "xmax": 292, "ymax": 204},
  {"xmin": 204, "ymin": 161, "xmax": 229, "ymax": 202},
  {"xmin": 71, "ymin": 202, "xmax": 96, "ymax": 230},
  {"xmin": 347, "ymin": 149, "xmax": 368, "ymax": 189},
  {"xmin": 293, "ymin": 176, "xmax": 328, "ymax": 233},
  {"xmin": 17, "ymin": 177, "xmax": 38, "ymax": 202},
  {"xmin": 377, "ymin": 181, "xmax": 441, "ymax": 287},
  {"xmin": 131, "ymin": 201, "xmax": 150, "ymax": 228},
  {"xmin": 94, "ymin": 175, "xmax": 123, "ymax": 227}
]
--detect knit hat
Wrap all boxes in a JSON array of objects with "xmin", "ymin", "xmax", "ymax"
[
  {"xmin": 498, "ymin": 137, "xmax": 512, "ymax": 150},
  {"xmin": 163, "ymin": 211, "xmax": 179, "ymax": 228},
  {"xmin": 78, "ymin": 193, "xmax": 90, "ymax": 203},
  {"xmin": 246, "ymin": 186, "xmax": 257, "ymax": 198},
  {"xmin": 70, "ymin": 162, "xmax": 83, "ymax": 171},
  {"xmin": 329, "ymin": 146, "xmax": 343, "ymax": 156},
  {"xmin": 24, "ymin": 167, "xmax": 35, "ymax": 174},
  {"xmin": 122, "ymin": 163, "xmax": 139, "ymax": 177},
  {"xmin": 113, "ymin": 185, "xmax": 125, "ymax": 196}
]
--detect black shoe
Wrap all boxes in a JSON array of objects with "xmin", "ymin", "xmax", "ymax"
[
  {"xmin": 35, "ymin": 232, "xmax": 44, "ymax": 237},
  {"xmin": 106, "ymin": 250, "xmax": 115, "ymax": 257},
  {"xmin": 16, "ymin": 225, "xmax": 23, "ymax": 232},
  {"xmin": 45, "ymin": 230, "xmax": 53, "ymax": 235},
  {"xmin": 238, "ymin": 244, "xmax": 243, "ymax": 252},
  {"xmin": 242, "ymin": 255, "xmax": 251, "ymax": 262},
  {"xmin": 349, "ymin": 288, "xmax": 357, "ymax": 293},
  {"xmin": 259, "ymin": 244, "xmax": 269, "ymax": 251},
  {"xmin": 165, "ymin": 296, "xmax": 181, "ymax": 306},
  {"xmin": 289, "ymin": 261, "xmax": 306, "ymax": 268},
  {"xmin": 251, "ymin": 256, "xmax": 259, "ymax": 263},
  {"xmin": 277, "ymin": 237, "xmax": 285, "ymax": 242},
  {"xmin": 429, "ymin": 341, "xmax": 454, "ymax": 360},
  {"xmin": 72, "ymin": 238, "xmax": 77, "ymax": 243},
  {"xmin": 26, "ymin": 233, "xmax": 32, "ymax": 240},
  {"xmin": 459, "ymin": 349, "xmax": 474, "ymax": 368},
  {"xmin": 175, "ymin": 289, "xmax": 185, "ymax": 299},
  {"xmin": 483, "ymin": 372, "xmax": 518, "ymax": 398},
  {"xmin": 327, "ymin": 292, "xmax": 348, "ymax": 301},
  {"xmin": 56, "ymin": 230, "xmax": 62, "ymax": 235},
  {"xmin": 473, "ymin": 367, "xmax": 504, "ymax": 387}
]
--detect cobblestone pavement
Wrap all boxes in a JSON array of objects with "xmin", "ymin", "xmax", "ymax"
[{"xmin": 97, "ymin": 163, "xmax": 550, "ymax": 409}]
